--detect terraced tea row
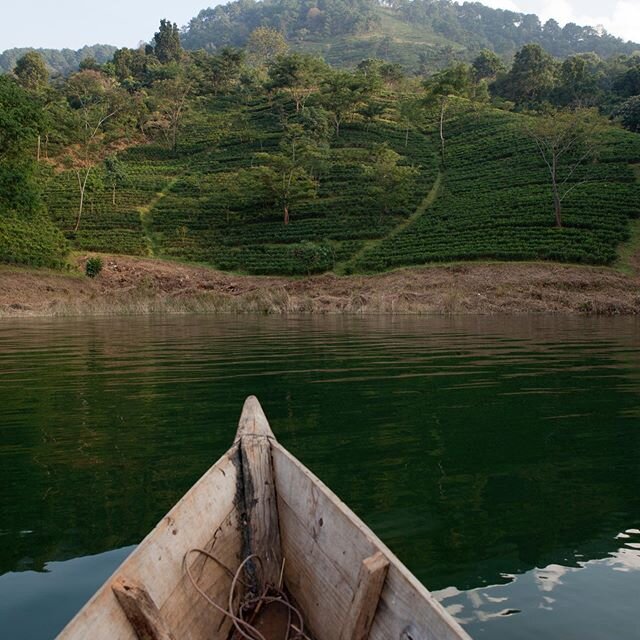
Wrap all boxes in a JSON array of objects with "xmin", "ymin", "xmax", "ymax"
[
  {"xmin": 43, "ymin": 148, "xmax": 187, "ymax": 255},
  {"xmin": 356, "ymin": 110, "xmax": 640, "ymax": 270},
  {"xmin": 146, "ymin": 102, "xmax": 438, "ymax": 273},
  {"xmin": 42, "ymin": 97, "xmax": 640, "ymax": 275}
]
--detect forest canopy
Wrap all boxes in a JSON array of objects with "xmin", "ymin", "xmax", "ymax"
[
  {"xmin": 3, "ymin": 0, "xmax": 639, "ymax": 77},
  {"xmin": 181, "ymin": 0, "xmax": 639, "ymax": 62}
]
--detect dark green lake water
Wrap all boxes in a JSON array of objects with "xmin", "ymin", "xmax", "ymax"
[{"xmin": 1, "ymin": 315, "xmax": 639, "ymax": 639}]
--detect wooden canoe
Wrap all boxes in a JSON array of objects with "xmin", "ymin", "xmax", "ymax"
[{"xmin": 57, "ymin": 396, "xmax": 470, "ymax": 640}]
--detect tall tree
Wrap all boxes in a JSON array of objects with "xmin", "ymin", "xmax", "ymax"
[
  {"xmin": 253, "ymin": 128, "xmax": 320, "ymax": 225},
  {"xmin": 424, "ymin": 63, "xmax": 484, "ymax": 165},
  {"xmin": 154, "ymin": 19, "xmax": 182, "ymax": 64},
  {"xmin": 62, "ymin": 70, "xmax": 129, "ymax": 231},
  {"xmin": 13, "ymin": 52, "xmax": 52, "ymax": 162},
  {"xmin": 253, "ymin": 156, "xmax": 317, "ymax": 225},
  {"xmin": 210, "ymin": 47, "xmax": 245, "ymax": 94},
  {"xmin": 555, "ymin": 55, "xmax": 602, "ymax": 106},
  {"xmin": 397, "ymin": 95, "xmax": 423, "ymax": 147},
  {"xmin": 268, "ymin": 53, "xmax": 326, "ymax": 113},
  {"xmin": 151, "ymin": 76, "xmax": 191, "ymax": 153},
  {"xmin": 320, "ymin": 70, "xmax": 366, "ymax": 136},
  {"xmin": 14, "ymin": 52, "xmax": 49, "ymax": 91},
  {"xmin": 112, "ymin": 47, "xmax": 149, "ymax": 83},
  {"xmin": 104, "ymin": 155, "xmax": 127, "ymax": 205},
  {"xmin": 246, "ymin": 27, "xmax": 288, "ymax": 66},
  {"xmin": 0, "ymin": 76, "xmax": 42, "ymax": 213},
  {"xmin": 616, "ymin": 95, "xmax": 640, "ymax": 133},
  {"xmin": 496, "ymin": 44, "xmax": 558, "ymax": 106},
  {"xmin": 471, "ymin": 49, "xmax": 505, "ymax": 82},
  {"xmin": 613, "ymin": 64, "xmax": 640, "ymax": 98},
  {"xmin": 524, "ymin": 108, "xmax": 602, "ymax": 228},
  {"xmin": 365, "ymin": 144, "xmax": 418, "ymax": 223}
]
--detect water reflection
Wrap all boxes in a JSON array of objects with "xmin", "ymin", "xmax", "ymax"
[
  {"xmin": 0, "ymin": 315, "xmax": 639, "ymax": 638},
  {"xmin": 435, "ymin": 529, "xmax": 640, "ymax": 639},
  {"xmin": 0, "ymin": 546, "xmax": 134, "ymax": 640}
]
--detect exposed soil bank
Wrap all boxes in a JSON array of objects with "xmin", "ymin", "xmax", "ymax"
[{"xmin": 1, "ymin": 255, "xmax": 639, "ymax": 317}]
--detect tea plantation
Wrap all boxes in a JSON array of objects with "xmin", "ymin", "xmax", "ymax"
[
  {"xmin": 42, "ymin": 99, "xmax": 640, "ymax": 275},
  {"xmin": 355, "ymin": 109, "xmax": 640, "ymax": 270},
  {"xmin": 0, "ymin": 212, "xmax": 68, "ymax": 269},
  {"xmin": 43, "ymin": 95, "xmax": 439, "ymax": 274}
]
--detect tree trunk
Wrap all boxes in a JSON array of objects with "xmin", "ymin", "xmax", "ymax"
[
  {"xmin": 37, "ymin": 135, "xmax": 41, "ymax": 162},
  {"xmin": 439, "ymin": 98, "xmax": 447, "ymax": 166},
  {"xmin": 283, "ymin": 204, "xmax": 289, "ymax": 225},
  {"xmin": 112, "ymin": 184, "xmax": 116, "ymax": 206},
  {"xmin": 74, "ymin": 169, "xmax": 91, "ymax": 233},
  {"xmin": 552, "ymin": 156, "xmax": 562, "ymax": 228},
  {"xmin": 44, "ymin": 134, "xmax": 49, "ymax": 159},
  {"xmin": 405, "ymin": 125, "xmax": 409, "ymax": 148},
  {"xmin": 553, "ymin": 186, "xmax": 562, "ymax": 229}
]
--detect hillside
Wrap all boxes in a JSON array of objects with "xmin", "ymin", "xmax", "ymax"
[
  {"xmin": 41, "ymin": 94, "xmax": 640, "ymax": 276},
  {"xmin": 3, "ymin": 12, "xmax": 640, "ymax": 293},
  {"xmin": 3, "ymin": 0, "xmax": 638, "ymax": 77},
  {"xmin": 183, "ymin": 0, "xmax": 640, "ymax": 71},
  {"xmin": 43, "ymin": 94, "xmax": 438, "ymax": 274},
  {"xmin": 355, "ymin": 108, "xmax": 640, "ymax": 270}
]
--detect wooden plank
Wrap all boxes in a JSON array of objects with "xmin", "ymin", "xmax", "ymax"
[
  {"xmin": 160, "ymin": 506, "xmax": 243, "ymax": 640},
  {"xmin": 57, "ymin": 447, "xmax": 241, "ymax": 640},
  {"xmin": 339, "ymin": 552, "xmax": 390, "ymax": 640},
  {"xmin": 112, "ymin": 577, "xmax": 177, "ymax": 640},
  {"xmin": 271, "ymin": 443, "xmax": 470, "ymax": 640},
  {"xmin": 236, "ymin": 396, "xmax": 282, "ymax": 588},
  {"xmin": 277, "ymin": 496, "xmax": 355, "ymax": 635}
]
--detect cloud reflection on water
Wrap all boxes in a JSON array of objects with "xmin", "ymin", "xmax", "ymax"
[{"xmin": 434, "ymin": 530, "xmax": 640, "ymax": 636}]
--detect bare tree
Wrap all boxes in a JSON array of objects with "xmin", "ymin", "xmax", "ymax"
[
  {"xmin": 153, "ymin": 77, "xmax": 191, "ymax": 154},
  {"xmin": 525, "ymin": 108, "xmax": 602, "ymax": 228},
  {"xmin": 423, "ymin": 64, "xmax": 487, "ymax": 166},
  {"xmin": 63, "ymin": 71, "xmax": 127, "ymax": 232}
]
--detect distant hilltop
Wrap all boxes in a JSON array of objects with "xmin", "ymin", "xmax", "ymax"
[
  {"xmin": 181, "ymin": 0, "xmax": 640, "ymax": 71},
  {"xmin": 0, "ymin": 45, "xmax": 117, "ymax": 76},
  {"xmin": 2, "ymin": 0, "xmax": 639, "ymax": 77}
]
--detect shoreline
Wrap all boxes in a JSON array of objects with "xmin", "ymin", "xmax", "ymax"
[{"xmin": 1, "ymin": 254, "xmax": 639, "ymax": 317}]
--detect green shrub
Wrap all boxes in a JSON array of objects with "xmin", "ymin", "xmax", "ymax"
[
  {"xmin": 85, "ymin": 256, "xmax": 103, "ymax": 278},
  {"xmin": 0, "ymin": 212, "xmax": 68, "ymax": 268}
]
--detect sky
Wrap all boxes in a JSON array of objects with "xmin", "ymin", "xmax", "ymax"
[
  {"xmin": 0, "ymin": 0, "xmax": 214, "ymax": 50},
  {"xmin": 0, "ymin": 0, "xmax": 638, "ymax": 51},
  {"xmin": 478, "ymin": 0, "xmax": 640, "ymax": 42}
]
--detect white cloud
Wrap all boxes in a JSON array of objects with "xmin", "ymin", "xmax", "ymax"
[
  {"xmin": 609, "ymin": 1, "xmax": 640, "ymax": 42},
  {"xmin": 476, "ymin": 0, "xmax": 640, "ymax": 42},
  {"xmin": 477, "ymin": 0, "xmax": 520, "ymax": 11}
]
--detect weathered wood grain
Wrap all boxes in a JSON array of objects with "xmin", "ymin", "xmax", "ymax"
[
  {"xmin": 112, "ymin": 577, "xmax": 177, "ymax": 640},
  {"xmin": 339, "ymin": 551, "xmax": 390, "ymax": 640},
  {"xmin": 271, "ymin": 442, "xmax": 470, "ymax": 640},
  {"xmin": 236, "ymin": 396, "xmax": 282, "ymax": 588},
  {"xmin": 235, "ymin": 395, "xmax": 275, "ymax": 441},
  {"xmin": 160, "ymin": 507, "xmax": 243, "ymax": 640},
  {"xmin": 277, "ymin": 496, "xmax": 355, "ymax": 634}
]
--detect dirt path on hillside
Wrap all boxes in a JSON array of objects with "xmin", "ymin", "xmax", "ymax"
[
  {"xmin": 1, "ymin": 254, "xmax": 639, "ymax": 317},
  {"xmin": 339, "ymin": 171, "xmax": 443, "ymax": 272}
]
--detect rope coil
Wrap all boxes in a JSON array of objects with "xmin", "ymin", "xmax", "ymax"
[{"xmin": 184, "ymin": 548, "xmax": 312, "ymax": 640}]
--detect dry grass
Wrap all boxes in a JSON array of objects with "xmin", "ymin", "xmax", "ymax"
[{"xmin": 1, "ymin": 254, "xmax": 640, "ymax": 318}]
